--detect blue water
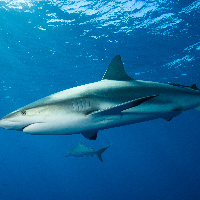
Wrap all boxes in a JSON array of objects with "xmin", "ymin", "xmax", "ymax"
[{"xmin": 0, "ymin": 1, "xmax": 200, "ymax": 199}]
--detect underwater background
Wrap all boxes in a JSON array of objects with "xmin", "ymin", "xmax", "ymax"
[{"xmin": 0, "ymin": 0, "xmax": 200, "ymax": 199}]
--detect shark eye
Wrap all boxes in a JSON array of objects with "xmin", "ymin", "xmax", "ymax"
[{"xmin": 21, "ymin": 110, "xmax": 26, "ymax": 115}]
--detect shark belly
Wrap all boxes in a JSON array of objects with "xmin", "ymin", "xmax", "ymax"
[
  {"xmin": 22, "ymin": 100, "xmax": 184, "ymax": 135},
  {"xmin": 22, "ymin": 114, "xmax": 165, "ymax": 135},
  {"xmin": 22, "ymin": 114, "xmax": 92, "ymax": 135}
]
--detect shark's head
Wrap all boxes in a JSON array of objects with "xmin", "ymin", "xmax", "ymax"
[
  {"xmin": 0, "ymin": 102, "xmax": 85, "ymax": 135},
  {"xmin": 0, "ymin": 107, "xmax": 45, "ymax": 132}
]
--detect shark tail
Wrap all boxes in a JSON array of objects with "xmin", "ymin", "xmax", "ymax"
[{"xmin": 96, "ymin": 144, "xmax": 112, "ymax": 162}]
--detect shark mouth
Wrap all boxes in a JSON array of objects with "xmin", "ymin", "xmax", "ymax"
[
  {"xmin": 22, "ymin": 122, "xmax": 44, "ymax": 132},
  {"xmin": 22, "ymin": 122, "xmax": 49, "ymax": 135},
  {"xmin": 22, "ymin": 123, "xmax": 36, "ymax": 130}
]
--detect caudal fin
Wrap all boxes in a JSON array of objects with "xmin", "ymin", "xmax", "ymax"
[{"xmin": 96, "ymin": 144, "xmax": 112, "ymax": 162}]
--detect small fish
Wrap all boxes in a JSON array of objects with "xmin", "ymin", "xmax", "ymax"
[{"xmin": 66, "ymin": 139, "xmax": 111, "ymax": 162}]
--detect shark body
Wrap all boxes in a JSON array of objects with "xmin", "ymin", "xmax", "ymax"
[
  {"xmin": 0, "ymin": 55, "xmax": 200, "ymax": 140},
  {"xmin": 66, "ymin": 139, "xmax": 111, "ymax": 162}
]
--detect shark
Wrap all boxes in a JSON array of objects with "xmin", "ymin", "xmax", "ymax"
[
  {"xmin": 0, "ymin": 55, "xmax": 200, "ymax": 140},
  {"xmin": 65, "ymin": 139, "xmax": 111, "ymax": 162}
]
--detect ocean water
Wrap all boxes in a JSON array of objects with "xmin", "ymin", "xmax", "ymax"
[{"xmin": 0, "ymin": 0, "xmax": 200, "ymax": 200}]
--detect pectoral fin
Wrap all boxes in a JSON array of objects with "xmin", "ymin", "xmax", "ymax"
[{"xmin": 89, "ymin": 95, "xmax": 158, "ymax": 116}]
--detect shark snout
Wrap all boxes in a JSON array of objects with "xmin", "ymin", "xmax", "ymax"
[
  {"xmin": 0, "ymin": 119, "xmax": 16, "ymax": 129},
  {"xmin": 0, "ymin": 118, "xmax": 28, "ymax": 131}
]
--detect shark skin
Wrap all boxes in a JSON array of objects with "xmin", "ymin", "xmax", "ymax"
[
  {"xmin": 0, "ymin": 55, "xmax": 200, "ymax": 140},
  {"xmin": 65, "ymin": 139, "xmax": 111, "ymax": 162}
]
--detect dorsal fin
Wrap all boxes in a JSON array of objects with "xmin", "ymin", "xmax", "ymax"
[{"xmin": 102, "ymin": 55, "xmax": 133, "ymax": 81}]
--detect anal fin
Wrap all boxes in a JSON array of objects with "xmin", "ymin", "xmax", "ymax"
[
  {"xmin": 190, "ymin": 84, "xmax": 200, "ymax": 91},
  {"xmin": 163, "ymin": 110, "xmax": 182, "ymax": 121}
]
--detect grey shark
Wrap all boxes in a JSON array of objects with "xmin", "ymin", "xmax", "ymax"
[
  {"xmin": 65, "ymin": 139, "xmax": 111, "ymax": 162},
  {"xmin": 0, "ymin": 55, "xmax": 200, "ymax": 140}
]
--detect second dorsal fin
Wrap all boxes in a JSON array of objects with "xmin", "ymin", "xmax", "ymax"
[{"xmin": 102, "ymin": 55, "xmax": 133, "ymax": 81}]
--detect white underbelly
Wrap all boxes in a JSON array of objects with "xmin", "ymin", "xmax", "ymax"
[{"xmin": 23, "ymin": 110, "xmax": 167, "ymax": 135}]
